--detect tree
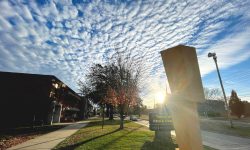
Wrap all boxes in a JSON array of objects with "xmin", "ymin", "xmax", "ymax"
[
  {"xmin": 229, "ymin": 90, "xmax": 244, "ymax": 118},
  {"xmin": 103, "ymin": 51, "xmax": 142, "ymax": 129},
  {"xmin": 242, "ymin": 101, "xmax": 250, "ymax": 117},
  {"xmin": 129, "ymin": 98, "xmax": 143, "ymax": 116},
  {"xmin": 204, "ymin": 87, "xmax": 222, "ymax": 100},
  {"xmin": 79, "ymin": 50, "xmax": 143, "ymax": 129}
]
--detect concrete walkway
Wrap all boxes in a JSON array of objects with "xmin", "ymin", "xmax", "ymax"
[
  {"xmin": 8, "ymin": 121, "xmax": 89, "ymax": 150},
  {"xmin": 136, "ymin": 119, "xmax": 250, "ymax": 150}
]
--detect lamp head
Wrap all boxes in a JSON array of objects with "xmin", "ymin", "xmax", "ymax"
[{"xmin": 208, "ymin": 52, "xmax": 216, "ymax": 58}]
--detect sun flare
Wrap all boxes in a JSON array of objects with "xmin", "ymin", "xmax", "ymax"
[{"xmin": 156, "ymin": 92, "xmax": 165, "ymax": 104}]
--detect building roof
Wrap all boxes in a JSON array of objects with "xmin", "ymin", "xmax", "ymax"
[
  {"xmin": 0, "ymin": 71, "xmax": 56, "ymax": 80},
  {"xmin": 0, "ymin": 71, "xmax": 80, "ymax": 99}
]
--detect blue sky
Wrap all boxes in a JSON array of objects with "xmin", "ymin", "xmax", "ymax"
[{"xmin": 0, "ymin": 0, "xmax": 250, "ymax": 107}]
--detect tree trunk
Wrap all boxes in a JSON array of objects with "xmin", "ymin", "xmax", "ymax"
[
  {"xmin": 102, "ymin": 105, "xmax": 105, "ymax": 129},
  {"xmin": 120, "ymin": 113, "xmax": 124, "ymax": 129},
  {"xmin": 109, "ymin": 105, "xmax": 114, "ymax": 120},
  {"xmin": 106, "ymin": 104, "xmax": 110, "ymax": 118},
  {"xmin": 138, "ymin": 107, "xmax": 141, "ymax": 117},
  {"xmin": 120, "ymin": 105, "xmax": 124, "ymax": 129}
]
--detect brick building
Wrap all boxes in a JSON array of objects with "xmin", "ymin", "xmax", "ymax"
[{"xmin": 0, "ymin": 71, "xmax": 82, "ymax": 129}]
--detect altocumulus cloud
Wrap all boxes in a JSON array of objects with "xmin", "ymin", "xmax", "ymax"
[{"xmin": 0, "ymin": 0, "xmax": 250, "ymax": 107}]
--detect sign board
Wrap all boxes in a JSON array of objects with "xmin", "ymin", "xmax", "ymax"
[{"xmin": 149, "ymin": 112, "xmax": 173, "ymax": 131}]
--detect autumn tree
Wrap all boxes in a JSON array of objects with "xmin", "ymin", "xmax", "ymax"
[
  {"xmin": 103, "ymin": 51, "xmax": 142, "ymax": 129},
  {"xmin": 79, "ymin": 50, "xmax": 143, "ymax": 129},
  {"xmin": 242, "ymin": 101, "xmax": 250, "ymax": 117},
  {"xmin": 229, "ymin": 90, "xmax": 244, "ymax": 118}
]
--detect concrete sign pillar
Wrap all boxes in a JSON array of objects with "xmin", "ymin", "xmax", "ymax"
[{"xmin": 161, "ymin": 45, "xmax": 205, "ymax": 150}]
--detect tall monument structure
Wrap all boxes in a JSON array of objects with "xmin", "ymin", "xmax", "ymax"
[{"xmin": 161, "ymin": 45, "xmax": 204, "ymax": 150}]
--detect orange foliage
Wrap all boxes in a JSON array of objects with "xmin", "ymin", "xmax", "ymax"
[{"xmin": 105, "ymin": 86, "xmax": 138, "ymax": 108}]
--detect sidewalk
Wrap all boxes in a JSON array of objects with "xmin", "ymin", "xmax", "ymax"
[
  {"xmin": 8, "ymin": 121, "xmax": 89, "ymax": 150},
  {"xmin": 136, "ymin": 119, "xmax": 250, "ymax": 150}
]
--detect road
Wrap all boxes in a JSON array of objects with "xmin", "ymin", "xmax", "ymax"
[{"xmin": 136, "ymin": 119, "xmax": 250, "ymax": 150}]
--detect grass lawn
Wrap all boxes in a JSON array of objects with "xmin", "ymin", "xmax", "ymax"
[
  {"xmin": 54, "ymin": 118, "xmax": 214, "ymax": 150},
  {"xmin": 202, "ymin": 116, "xmax": 250, "ymax": 123},
  {"xmin": 200, "ymin": 119, "xmax": 250, "ymax": 138}
]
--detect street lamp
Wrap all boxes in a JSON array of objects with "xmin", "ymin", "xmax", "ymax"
[{"xmin": 208, "ymin": 52, "xmax": 233, "ymax": 128}]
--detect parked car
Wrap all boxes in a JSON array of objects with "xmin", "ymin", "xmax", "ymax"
[{"xmin": 130, "ymin": 115, "xmax": 138, "ymax": 121}]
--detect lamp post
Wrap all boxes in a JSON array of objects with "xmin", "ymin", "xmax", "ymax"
[
  {"xmin": 154, "ymin": 98, "xmax": 155, "ymax": 109},
  {"xmin": 208, "ymin": 52, "xmax": 233, "ymax": 128}
]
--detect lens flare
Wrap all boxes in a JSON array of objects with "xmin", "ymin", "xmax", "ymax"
[{"xmin": 156, "ymin": 92, "xmax": 165, "ymax": 104}]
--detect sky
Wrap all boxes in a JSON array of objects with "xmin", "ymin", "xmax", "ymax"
[{"xmin": 0, "ymin": 0, "xmax": 250, "ymax": 108}]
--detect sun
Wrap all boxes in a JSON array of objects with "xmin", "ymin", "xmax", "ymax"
[{"xmin": 156, "ymin": 92, "xmax": 165, "ymax": 104}]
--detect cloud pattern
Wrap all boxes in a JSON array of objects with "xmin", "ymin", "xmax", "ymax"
[{"xmin": 0, "ymin": 0, "xmax": 250, "ymax": 106}]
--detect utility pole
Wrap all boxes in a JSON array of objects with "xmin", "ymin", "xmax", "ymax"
[
  {"xmin": 154, "ymin": 98, "xmax": 155, "ymax": 109},
  {"xmin": 208, "ymin": 52, "xmax": 233, "ymax": 128}
]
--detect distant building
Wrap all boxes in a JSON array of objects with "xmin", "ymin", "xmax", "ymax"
[
  {"xmin": 0, "ymin": 71, "xmax": 82, "ymax": 129},
  {"xmin": 198, "ymin": 99, "xmax": 227, "ymax": 117}
]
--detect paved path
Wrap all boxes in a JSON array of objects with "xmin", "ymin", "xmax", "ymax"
[
  {"xmin": 136, "ymin": 119, "xmax": 250, "ymax": 150},
  {"xmin": 8, "ymin": 121, "xmax": 89, "ymax": 150}
]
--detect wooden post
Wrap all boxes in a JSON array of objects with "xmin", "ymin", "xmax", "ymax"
[{"xmin": 161, "ymin": 45, "xmax": 205, "ymax": 150}]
